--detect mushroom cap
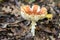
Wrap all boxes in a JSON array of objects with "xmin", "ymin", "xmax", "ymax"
[{"xmin": 21, "ymin": 5, "xmax": 47, "ymax": 21}]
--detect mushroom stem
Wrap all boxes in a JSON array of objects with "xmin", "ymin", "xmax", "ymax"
[{"xmin": 31, "ymin": 21, "xmax": 36, "ymax": 36}]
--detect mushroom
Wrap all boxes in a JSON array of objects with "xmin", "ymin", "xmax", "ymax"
[{"xmin": 21, "ymin": 5, "xmax": 47, "ymax": 36}]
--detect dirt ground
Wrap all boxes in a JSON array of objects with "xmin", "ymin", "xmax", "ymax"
[{"xmin": 0, "ymin": 0, "xmax": 60, "ymax": 40}]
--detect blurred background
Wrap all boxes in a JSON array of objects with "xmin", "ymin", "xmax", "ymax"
[{"xmin": 0, "ymin": 0, "xmax": 60, "ymax": 40}]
